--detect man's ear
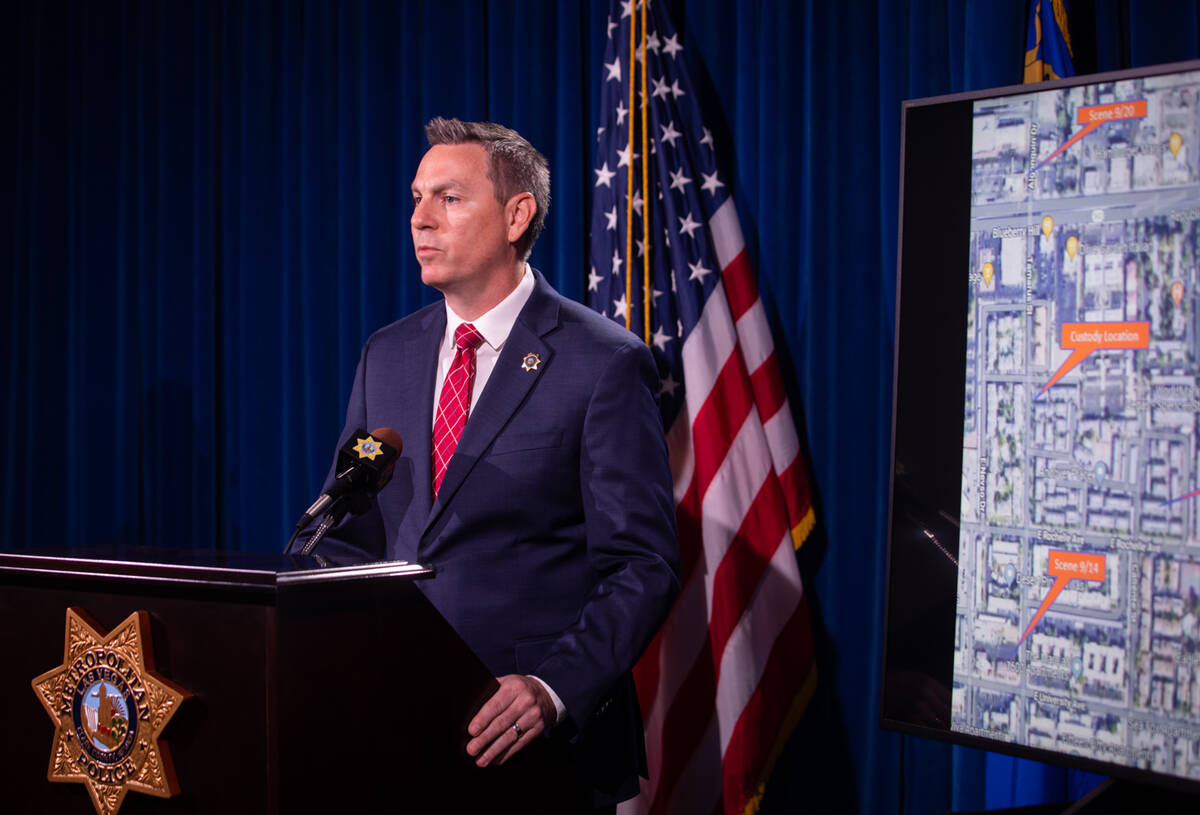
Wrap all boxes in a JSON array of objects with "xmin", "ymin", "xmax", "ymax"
[{"xmin": 506, "ymin": 192, "xmax": 536, "ymax": 245}]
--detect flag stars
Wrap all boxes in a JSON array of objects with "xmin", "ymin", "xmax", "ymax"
[
  {"xmin": 701, "ymin": 170, "xmax": 724, "ymax": 196},
  {"xmin": 646, "ymin": 31, "xmax": 661, "ymax": 53},
  {"xmin": 632, "ymin": 190, "xmax": 644, "ymax": 217},
  {"xmin": 611, "ymin": 249, "xmax": 623, "ymax": 276},
  {"xmin": 605, "ymin": 205, "xmax": 619, "ymax": 231},
  {"xmin": 617, "ymin": 144, "xmax": 639, "ymax": 168},
  {"xmin": 607, "ymin": 16, "xmax": 618, "ymax": 39},
  {"xmin": 620, "ymin": 0, "xmax": 634, "ymax": 19},
  {"xmin": 688, "ymin": 258, "xmax": 712, "ymax": 282},
  {"xmin": 701, "ymin": 127, "xmax": 714, "ymax": 150},
  {"xmin": 660, "ymin": 121, "xmax": 682, "ymax": 149},
  {"xmin": 662, "ymin": 33, "xmax": 683, "ymax": 58},
  {"xmin": 670, "ymin": 79, "xmax": 686, "ymax": 99},
  {"xmin": 660, "ymin": 372, "xmax": 680, "ymax": 398},
  {"xmin": 651, "ymin": 325, "xmax": 673, "ymax": 351},
  {"xmin": 678, "ymin": 212, "xmax": 702, "ymax": 239},
  {"xmin": 595, "ymin": 161, "xmax": 615, "ymax": 188},
  {"xmin": 616, "ymin": 100, "xmax": 628, "ymax": 126},
  {"xmin": 669, "ymin": 167, "xmax": 693, "ymax": 192},
  {"xmin": 605, "ymin": 58, "xmax": 622, "ymax": 83},
  {"xmin": 651, "ymin": 77, "xmax": 671, "ymax": 101},
  {"xmin": 612, "ymin": 293, "xmax": 630, "ymax": 321},
  {"xmin": 588, "ymin": 267, "xmax": 603, "ymax": 292}
]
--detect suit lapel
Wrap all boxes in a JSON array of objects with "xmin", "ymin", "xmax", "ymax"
[
  {"xmin": 422, "ymin": 273, "xmax": 561, "ymax": 537},
  {"xmin": 396, "ymin": 306, "xmax": 444, "ymax": 539}
]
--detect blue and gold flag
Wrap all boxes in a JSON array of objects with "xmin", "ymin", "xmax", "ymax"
[{"xmin": 1024, "ymin": 0, "xmax": 1074, "ymax": 82}]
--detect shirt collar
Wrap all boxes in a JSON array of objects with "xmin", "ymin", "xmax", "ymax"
[{"xmin": 443, "ymin": 264, "xmax": 535, "ymax": 352}]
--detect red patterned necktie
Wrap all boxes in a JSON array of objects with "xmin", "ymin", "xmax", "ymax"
[{"xmin": 432, "ymin": 322, "xmax": 485, "ymax": 497}]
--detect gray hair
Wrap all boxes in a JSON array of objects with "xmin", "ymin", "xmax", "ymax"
[{"xmin": 424, "ymin": 117, "xmax": 550, "ymax": 261}]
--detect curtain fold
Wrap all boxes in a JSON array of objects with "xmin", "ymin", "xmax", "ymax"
[{"xmin": 4, "ymin": 1, "xmax": 1198, "ymax": 811}]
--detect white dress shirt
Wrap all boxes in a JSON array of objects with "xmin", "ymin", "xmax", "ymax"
[{"xmin": 432, "ymin": 265, "xmax": 535, "ymax": 423}]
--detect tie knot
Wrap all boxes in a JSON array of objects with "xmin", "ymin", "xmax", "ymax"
[{"xmin": 455, "ymin": 322, "xmax": 484, "ymax": 351}]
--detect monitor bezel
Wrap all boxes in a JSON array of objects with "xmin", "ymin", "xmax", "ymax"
[{"xmin": 882, "ymin": 58, "xmax": 1200, "ymax": 795}]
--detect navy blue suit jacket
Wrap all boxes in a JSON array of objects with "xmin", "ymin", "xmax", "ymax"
[{"xmin": 308, "ymin": 270, "xmax": 679, "ymax": 803}]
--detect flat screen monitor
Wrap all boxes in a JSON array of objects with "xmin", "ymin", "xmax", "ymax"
[{"xmin": 883, "ymin": 59, "xmax": 1200, "ymax": 793}]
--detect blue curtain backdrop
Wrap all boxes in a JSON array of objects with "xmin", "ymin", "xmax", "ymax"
[{"xmin": 4, "ymin": 1, "xmax": 1198, "ymax": 813}]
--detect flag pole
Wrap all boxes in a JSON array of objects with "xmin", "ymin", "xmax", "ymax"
[
  {"xmin": 640, "ymin": 0, "xmax": 650, "ymax": 344},
  {"xmin": 624, "ymin": 2, "xmax": 636, "ymax": 331}
]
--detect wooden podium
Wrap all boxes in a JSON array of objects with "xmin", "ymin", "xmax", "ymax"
[{"xmin": 1, "ymin": 548, "xmax": 577, "ymax": 814}]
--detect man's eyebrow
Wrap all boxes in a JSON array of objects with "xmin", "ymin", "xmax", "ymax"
[{"xmin": 411, "ymin": 180, "xmax": 466, "ymax": 195}]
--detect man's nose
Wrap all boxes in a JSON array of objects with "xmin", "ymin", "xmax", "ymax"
[{"xmin": 411, "ymin": 198, "xmax": 435, "ymax": 229}]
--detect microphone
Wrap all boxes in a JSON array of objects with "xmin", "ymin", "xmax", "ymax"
[{"xmin": 289, "ymin": 428, "xmax": 402, "ymax": 550}]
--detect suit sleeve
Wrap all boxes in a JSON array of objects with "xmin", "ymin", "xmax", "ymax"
[{"xmin": 529, "ymin": 339, "xmax": 680, "ymax": 727}]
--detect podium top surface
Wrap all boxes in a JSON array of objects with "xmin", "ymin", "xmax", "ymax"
[{"xmin": 0, "ymin": 546, "xmax": 432, "ymax": 592}]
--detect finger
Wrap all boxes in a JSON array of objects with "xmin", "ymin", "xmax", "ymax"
[
  {"xmin": 495, "ymin": 711, "xmax": 545, "ymax": 766},
  {"xmin": 469, "ymin": 680, "xmax": 543, "ymax": 766},
  {"xmin": 467, "ymin": 680, "xmax": 521, "ymax": 739},
  {"xmin": 467, "ymin": 684, "xmax": 527, "ymax": 760}
]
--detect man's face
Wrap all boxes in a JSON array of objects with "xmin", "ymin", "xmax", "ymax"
[{"xmin": 410, "ymin": 143, "xmax": 513, "ymax": 297}]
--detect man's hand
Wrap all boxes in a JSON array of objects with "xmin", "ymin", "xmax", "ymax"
[{"xmin": 466, "ymin": 674, "xmax": 556, "ymax": 767}]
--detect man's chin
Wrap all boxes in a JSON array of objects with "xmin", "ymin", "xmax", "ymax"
[{"xmin": 419, "ymin": 265, "xmax": 450, "ymax": 291}]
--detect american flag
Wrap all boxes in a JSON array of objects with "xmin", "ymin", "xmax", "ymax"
[{"xmin": 587, "ymin": 2, "xmax": 818, "ymax": 813}]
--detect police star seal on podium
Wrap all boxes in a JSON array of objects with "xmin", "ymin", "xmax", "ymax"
[{"xmin": 31, "ymin": 608, "xmax": 190, "ymax": 815}]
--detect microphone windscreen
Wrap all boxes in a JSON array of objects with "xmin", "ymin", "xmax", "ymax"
[
  {"xmin": 369, "ymin": 427, "xmax": 403, "ymax": 490},
  {"xmin": 369, "ymin": 427, "xmax": 403, "ymax": 455}
]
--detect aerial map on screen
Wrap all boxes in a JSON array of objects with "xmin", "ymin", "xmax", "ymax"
[{"xmin": 952, "ymin": 70, "xmax": 1200, "ymax": 782}]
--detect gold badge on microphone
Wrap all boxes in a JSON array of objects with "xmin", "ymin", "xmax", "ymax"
[{"xmin": 353, "ymin": 434, "xmax": 385, "ymax": 460}]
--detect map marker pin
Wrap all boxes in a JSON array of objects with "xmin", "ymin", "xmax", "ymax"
[
  {"xmin": 1170, "ymin": 132, "xmax": 1183, "ymax": 157},
  {"xmin": 982, "ymin": 262, "xmax": 994, "ymax": 287},
  {"xmin": 1172, "ymin": 280, "xmax": 1184, "ymax": 306},
  {"xmin": 1066, "ymin": 236, "xmax": 1078, "ymax": 259},
  {"xmin": 1042, "ymin": 215, "xmax": 1054, "ymax": 238}
]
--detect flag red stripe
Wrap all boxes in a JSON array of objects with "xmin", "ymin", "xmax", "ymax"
[
  {"xmin": 645, "ymin": 481, "xmax": 790, "ymax": 815},
  {"xmin": 748, "ymin": 352, "xmax": 787, "ymax": 425},
  {"xmin": 647, "ymin": 640, "xmax": 716, "ymax": 815},
  {"xmin": 690, "ymin": 351, "xmax": 753, "ymax": 500},
  {"xmin": 777, "ymin": 457, "xmax": 813, "ymax": 531},
  {"xmin": 707, "ymin": 478, "xmax": 791, "ymax": 680},
  {"xmin": 675, "ymin": 481, "xmax": 704, "ymax": 584},
  {"xmin": 634, "ymin": 481, "xmax": 703, "ymax": 721},
  {"xmin": 720, "ymin": 250, "xmax": 759, "ymax": 322},
  {"xmin": 720, "ymin": 596, "xmax": 815, "ymax": 812}
]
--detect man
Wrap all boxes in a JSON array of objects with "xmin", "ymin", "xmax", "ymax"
[{"xmin": 301, "ymin": 118, "xmax": 679, "ymax": 808}]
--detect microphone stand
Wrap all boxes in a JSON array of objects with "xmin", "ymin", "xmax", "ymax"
[{"xmin": 300, "ymin": 512, "xmax": 338, "ymax": 557}]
